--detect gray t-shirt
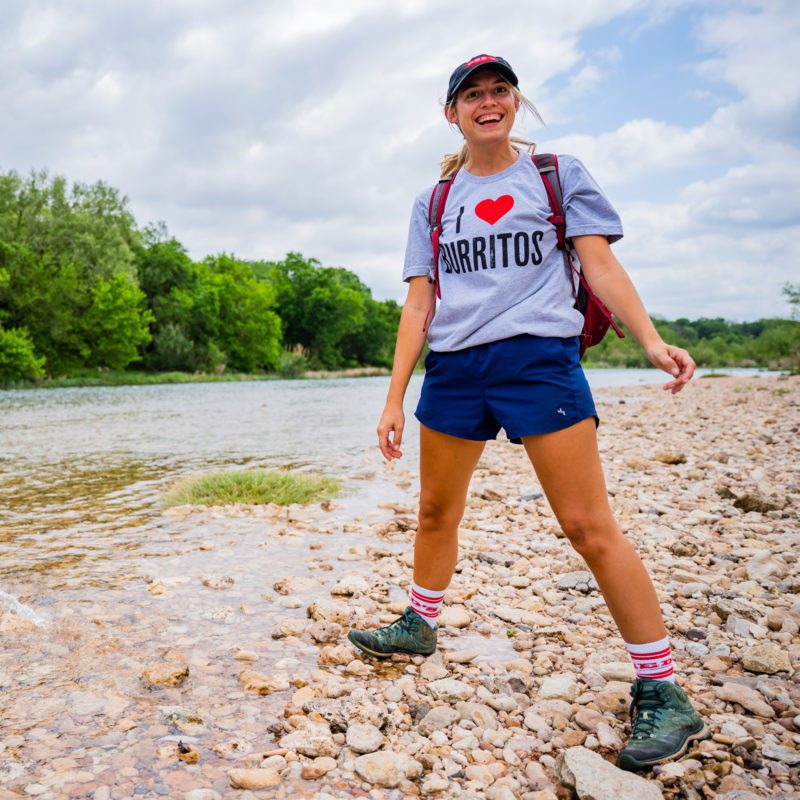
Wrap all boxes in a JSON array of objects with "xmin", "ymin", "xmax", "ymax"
[{"xmin": 402, "ymin": 151, "xmax": 623, "ymax": 352}]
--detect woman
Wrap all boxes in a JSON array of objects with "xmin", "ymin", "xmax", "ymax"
[{"xmin": 348, "ymin": 54, "xmax": 708, "ymax": 771}]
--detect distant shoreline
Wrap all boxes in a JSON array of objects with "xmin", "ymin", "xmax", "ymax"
[
  {"xmin": 1, "ymin": 364, "xmax": 792, "ymax": 391},
  {"xmin": 0, "ymin": 366, "xmax": 394, "ymax": 390}
]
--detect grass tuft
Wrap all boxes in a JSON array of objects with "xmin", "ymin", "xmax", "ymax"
[{"xmin": 164, "ymin": 469, "xmax": 340, "ymax": 507}]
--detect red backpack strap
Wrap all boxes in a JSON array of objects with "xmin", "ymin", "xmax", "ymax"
[
  {"xmin": 427, "ymin": 170, "xmax": 458, "ymax": 300},
  {"xmin": 532, "ymin": 153, "xmax": 566, "ymax": 250},
  {"xmin": 532, "ymin": 153, "xmax": 624, "ymax": 342}
]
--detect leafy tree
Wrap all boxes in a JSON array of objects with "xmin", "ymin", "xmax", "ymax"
[
  {"xmin": 82, "ymin": 275, "xmax": 154, "ymax": 370},
  {"xmin": 0, "ymin": 327, "xmax": 46, "ymax": 382},
  {"xmin": 198, "ymin": 255, "xmax": 282, "ymax": 372}
]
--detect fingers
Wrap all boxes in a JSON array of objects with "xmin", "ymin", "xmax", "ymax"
[
  {"xmin": 661, "ymin": 347, "xmax": 696, "ymax": 395},
  {"xmin": 377, "ymin": 422, "xmax": 404, "ymax": 461}
]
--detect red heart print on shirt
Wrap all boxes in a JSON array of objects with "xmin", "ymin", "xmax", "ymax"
[{"xmin": 475, "ymin": 195, "xmax": 514, "ymax": 225}]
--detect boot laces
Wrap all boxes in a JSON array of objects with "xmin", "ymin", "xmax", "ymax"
[{"xmin": 629, "ymin": 682, "xmax": 668, "ymax": 741}]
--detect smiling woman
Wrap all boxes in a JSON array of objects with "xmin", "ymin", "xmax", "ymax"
[{"xmin": 347, "ymin": 52, "xmax": 708, "ymax": 774}]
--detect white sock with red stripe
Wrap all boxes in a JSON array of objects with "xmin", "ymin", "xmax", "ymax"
[
  {"xmin": 409, "ymin": 581, "xmax": 445, "ymax": 629},
  {"xmin": 626, "ymin": 636, "xmax": 676, "ymax": 683}
]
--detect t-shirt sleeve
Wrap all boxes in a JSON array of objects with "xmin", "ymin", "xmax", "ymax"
[
  {"xmin": 561, "ymin": 156, "xmax": 623, "ymax": 244},
  {"xmin": 402, "ymin": 191, "xmax": 434, "ymax": 282}
]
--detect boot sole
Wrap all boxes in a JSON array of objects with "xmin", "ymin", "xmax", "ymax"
[
  {"xmin": 618, "ymin": 722, "xmax": 711, "ymax": 772},
  {"xmin": 347, "ymin": 631, "xmax": 435, "ymax": 659}
]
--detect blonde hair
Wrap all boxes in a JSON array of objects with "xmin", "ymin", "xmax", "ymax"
[{"xmin": 440, "ymin": 85, "xmax": 545, "ymax": 178}]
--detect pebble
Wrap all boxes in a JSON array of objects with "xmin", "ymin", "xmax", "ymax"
[
  {"xmin": 227, "ymin": 768, "xmax": 281, "ymax": 789},
  {"xmin": 345, "ymin": 723, "xmax": 384, "ymax": 754},
  {"xmin": 353, "ymin": 751, "xmax": 423, "ymax": 788},
  {"xmin": 141, "ymin": 662, "xmax": 189, "ymax": 688},
  {"xmin": 741, "ymin": 643, "xmax": 793, "ymax": 675},
  {"xmin": 427, "ymin": 678, "xmax": 475, "ymax": 703}
]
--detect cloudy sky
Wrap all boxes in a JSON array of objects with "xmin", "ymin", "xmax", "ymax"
[{"xmin": 2, "ymin": 0, "xmax": 798, "ymax": 320}]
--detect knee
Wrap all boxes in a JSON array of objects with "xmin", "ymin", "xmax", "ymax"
[
  {"xmin": 559, "ymin": 514, "xmax": 618, "ymax": 561},
  {"xmin": 418, "ymin": 494, "xmax": 463, "ymax": 534}
]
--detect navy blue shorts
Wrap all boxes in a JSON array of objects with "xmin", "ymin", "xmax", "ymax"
[{"xmin": 415, "ymin": 334, "xmax": 598, "ymax": 444}]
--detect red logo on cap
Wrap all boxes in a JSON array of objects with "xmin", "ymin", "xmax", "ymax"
[{"xmin": 464, "ymin": 55, "xmax": 498, "ymax": 68}]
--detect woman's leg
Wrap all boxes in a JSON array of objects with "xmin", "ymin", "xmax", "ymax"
[
  {"xmin": 521, "ymin": 417, "xmax": 665, "ymax": 644},
  {"xmin": 347, "ymin": 424, "xmax": 484, "ymax": 657},
  {"xmin": 413, "ymin": 423, "xmax": 486, "ymax": 590}
]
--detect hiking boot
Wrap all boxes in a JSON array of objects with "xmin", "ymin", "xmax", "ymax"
[
  {"xmin": 618, "ymin": 678, "xmax": 710, "ymax": 771},
  {"xmin": 347, "ymin": 606, "xmax": 437, "ymax": 658}
]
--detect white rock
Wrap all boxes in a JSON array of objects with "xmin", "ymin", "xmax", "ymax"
[
  {"xmin": 279, "ymin": 721, "xmax": 339, "ymax": 757},
  {"xmin": 354, "ymin": 751, "xmax": 423, "ymax": 788},
  {"xmin": 741, "ymin": 643, "xmax": 793, "ymax": 675},
  {"xmin": 427, "ymin": 678, "xmax": 475, "ymax": 703},
  {"xmin": 439, "ymin": 606, "xmax": 471, "ymax": 628},
  {"xmin": 556, "ymin": 746, "xmax": 663, "ymax": 800},
  {"xmin": 538, "ymin": 673, "xmax": 578, "ymax": 702},
  {"xmin": 746, "ymin": 551, "xmax": 788, "ymax": 583},
  {"xmin": 595, "ymin": 662, "xmax": 636, "ymax": 682},
  {"xmin": 419, "ymin": 706, "xmax": 460, "ymax": 736},
  {"xmin": 345, "ymin": 723, "xmax": 384, "ymax": 754},
  {"xmin": 227, "ymin": 768, "xmax": 281, "ymax": 789},
  {"xmin": 331, "ymin": 575, "xmax": 370, "ymax": 596},
  {"xmin": 715, "ymin": 682, "xmax": 775, "ymax": 718}
]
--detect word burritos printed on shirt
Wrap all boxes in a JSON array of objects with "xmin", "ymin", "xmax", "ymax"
[
  {"xmin": 439, "ymin": 194, "xmax": 546, "ymax": 273},
  {"xmin": 402, "ymin": 153, "xmax": 623, "ymax": 352}
]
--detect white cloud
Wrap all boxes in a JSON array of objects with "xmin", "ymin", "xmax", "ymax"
[{"xmin": 0, "ymin": 0, "xmax": 797, "ymax": 320}]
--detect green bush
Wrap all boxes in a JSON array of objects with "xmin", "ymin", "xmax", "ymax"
[
  {"xmin": 0, "ymin": 327, "xmax": 46, "ymax": 382},
  {"xmin": 276, "ymin": 344, "xmax": 309, "ymax": 378}
]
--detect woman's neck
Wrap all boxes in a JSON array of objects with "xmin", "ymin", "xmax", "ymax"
[{"xmin": 464, "ymin": 142, "xmax": 519, "ymax": 176}]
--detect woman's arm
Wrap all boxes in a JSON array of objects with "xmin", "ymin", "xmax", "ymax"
[
  {"xmin": 377, "ymin": 276, "xmax": 435, "ymax": 460},
  {"xmin": 571, "ymin": 234, "xmax": 695, "ymax": 394}
]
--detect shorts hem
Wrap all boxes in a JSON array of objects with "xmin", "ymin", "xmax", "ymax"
[
  {"xmin": 415, "ymin": 411, "xmax": 499, "ymax": 442},
  {"xmin": 506, "ymin": 413, "xmax": 599, "ymax": 443}
]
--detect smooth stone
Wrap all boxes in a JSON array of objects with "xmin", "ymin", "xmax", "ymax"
[
  {"xmin": 715, "ymin": 683, "xmax": 775, "ymax": 718},
  {"xmin": 354, "ymin": 751, "xmax": 423, "ymax": 788},
  {"xmin": 556, "ymin": 746, "xmax": 663, "ymax": 800},
  {"xmin": 595, "ymin": 662, "xmax": 636, "ymax": 683},
  {"xmin": 142, "ymin": 662, "xmax": 189, "ymax": 688},
  {"xmin": 741, "ymin": 643, "xmax": 792, "ymax": 675},
  {"xmin": 345, "ymin": 723, "xmax": 384, "ymax": 754},
  {"xmin": 227, "ymin": 768, "xmax": 281, "ymax": 789},
  {"xmin": 538, "ymin": 674, "xmax": 578, "ymax": 702},
  {"xmin": 761, "ymin": 741, "xmax": 800, "ymax": 765},
  {"xmin": 418, "ymin": 706, "xmax": 460, "ymax": 736},
  {"xmin": 300, "ymin": 756, "xmax": 338, "ymax": 779},
  {"xmin": 427, "ymin": 678, "xmax": 474, "ymax": 703},
  {"xmin": 279, "ymin": 721, "xmax": 339, "ymax": 758},
  {"xmin": 746, "ymin": 551, "xmax": 787, "ymax": 583},
  {"xmin": 556, "ymin": 571, "xmax": 599, "ymax": 593},
  {"xmin": 438, "ymin": 606, "xmax": 471, "ymax": 628}
]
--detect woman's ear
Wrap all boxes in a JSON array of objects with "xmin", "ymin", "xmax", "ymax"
[{"xmin": 444, "ymin": 105, "xmax": 458, "ymax": 124}]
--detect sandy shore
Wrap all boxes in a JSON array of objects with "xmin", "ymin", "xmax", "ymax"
[{"xmin": 0, "ymin": 374, "xmax": 798, "ymax": 800}]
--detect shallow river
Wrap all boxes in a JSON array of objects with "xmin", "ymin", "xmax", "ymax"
[{"xmin": 0, "ymin": 367, "xmax": 777, "ymax": 798}]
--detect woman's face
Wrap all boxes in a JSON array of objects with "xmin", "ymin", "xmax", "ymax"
[{"xmin": 445, "ymin": 69, "xmax": 519, "ymax": 146}]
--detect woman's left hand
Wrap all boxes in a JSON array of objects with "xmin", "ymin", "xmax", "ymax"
[{"xmin": 646, "ymin": 342, "xmax": 696, "ymax": 394}]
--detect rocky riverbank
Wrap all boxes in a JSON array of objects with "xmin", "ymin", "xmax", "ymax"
[{"xmin": 0, "ymin": 374, "xmax": 798, "ymax": 800}]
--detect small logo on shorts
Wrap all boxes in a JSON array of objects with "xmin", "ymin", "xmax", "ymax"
[{"xmin": 556, "ymin": 408, "xmax": 566, "ymax": 416}]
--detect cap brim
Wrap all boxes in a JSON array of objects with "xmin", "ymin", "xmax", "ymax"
[{"xmin": 447, "ymin": 63, "xmax": 518, "ymax": 104}]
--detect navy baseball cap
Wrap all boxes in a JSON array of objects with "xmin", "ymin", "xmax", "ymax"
[{"xmin": 446, "ymin": 54, "xmax": 519, "ymax": 105}]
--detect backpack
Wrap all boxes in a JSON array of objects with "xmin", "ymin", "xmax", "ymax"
[{"xmin": 426, "ymin": 153, "xmax": 624, "ymax": 359}]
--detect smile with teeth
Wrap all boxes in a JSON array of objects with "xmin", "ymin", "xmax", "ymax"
[{"xmin": 476, "ymin": 113, "xmax": 502, "ymax": 125}]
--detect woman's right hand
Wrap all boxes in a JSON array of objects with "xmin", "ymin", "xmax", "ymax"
[{"xmin": 377, "ymin": 404, "xmax": 405, "ymax": 461}]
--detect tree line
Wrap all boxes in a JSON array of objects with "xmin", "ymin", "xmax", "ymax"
[
  {"xmin": 0, "ymin": 170, "xmax": 797, "ymax": 383},
  {"xmin": 0, "ymin": 171, "xmax": 400, "ymax": 382}
]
